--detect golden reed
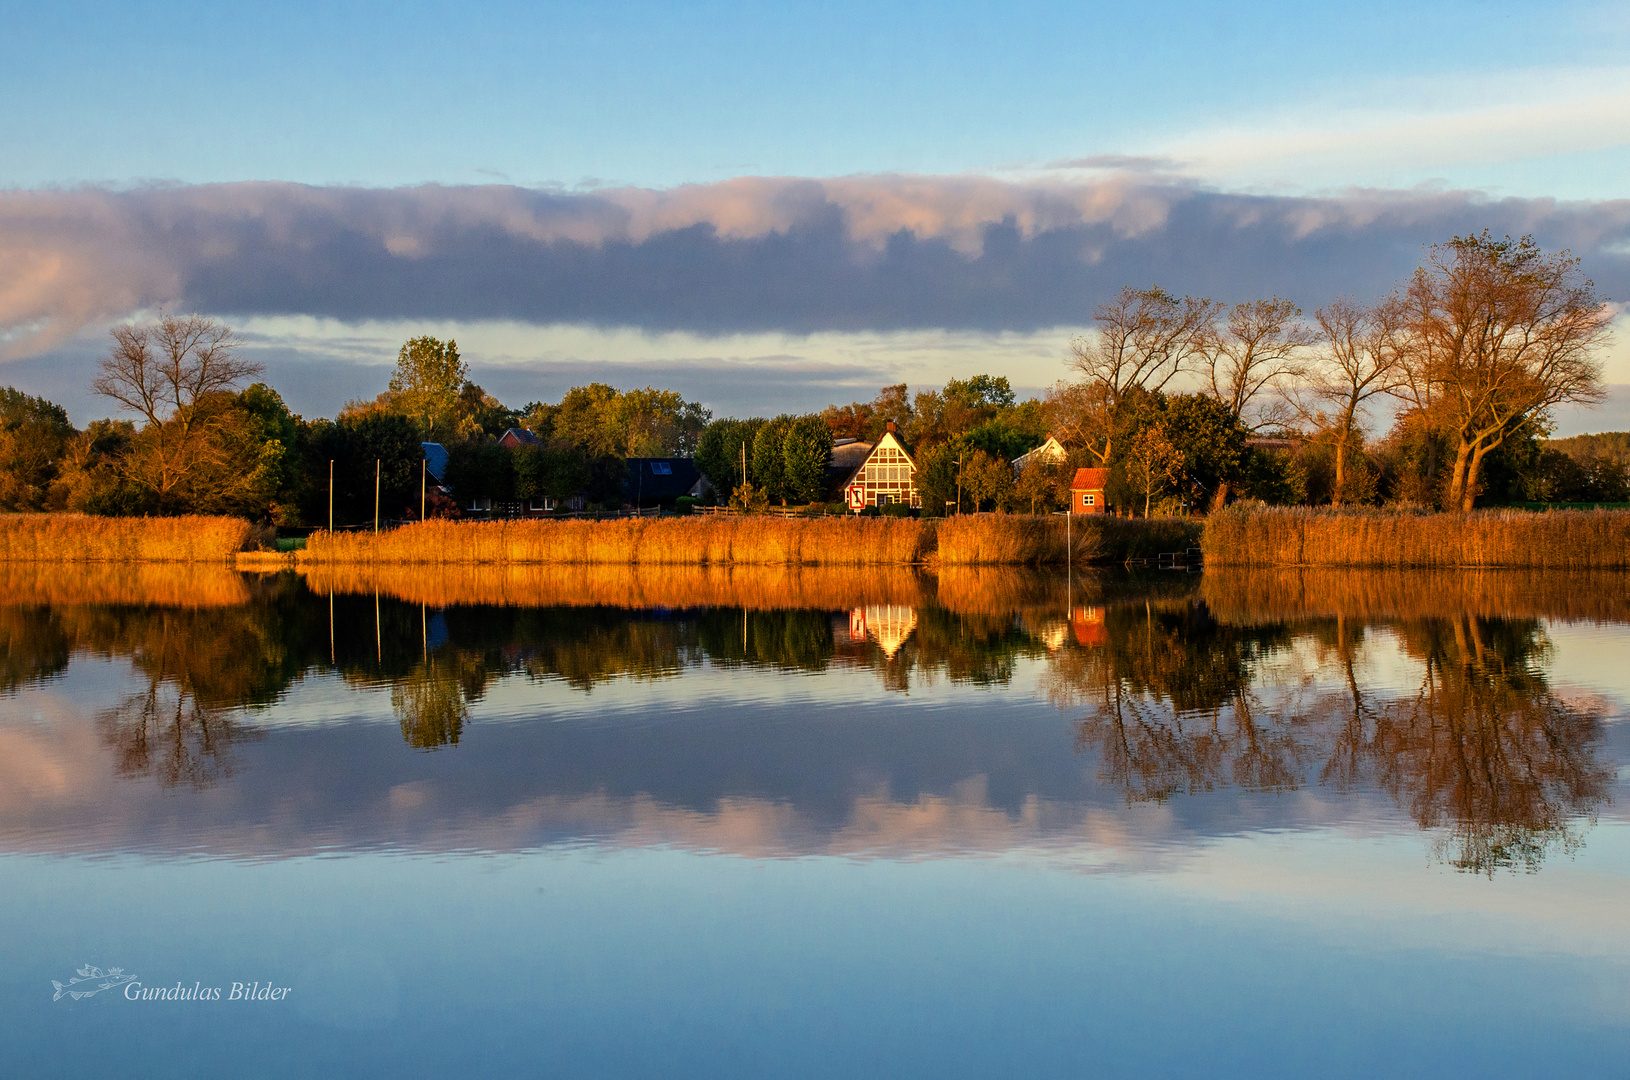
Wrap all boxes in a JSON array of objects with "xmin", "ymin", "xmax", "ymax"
[
  {"xmin": 304, "ymin": 516, "xmax": 932, "ymax": 566},
  {"xmin": 302, "ymin": 514, "xmax": 1201, "ymax": 567},
  {"xmin": 0, "ymin": 514, "xmax": 251, "ymax": 563},
  {"xmin": 1202, "ymin": 505, "xmax": 1630, "ymax": 569}
]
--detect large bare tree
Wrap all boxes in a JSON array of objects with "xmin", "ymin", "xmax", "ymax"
[
  {"xmin": 92, "ymin": 315, "xmax": 264, "ymax": 509},
  {"xmin": 1299, "ymin": 296, "xmax": 1407, "ymax": 504},
  {"xmin": 1067, "ymin": 286, "xmax": 1218, "ymax": 463},
  {"xmin": 1400, "ymin": 234, "xmax": 1610, "ymax": 511},
  {"xmin": 1204, "ymin": 297, "xmax": 1319, "ymax": 428}
]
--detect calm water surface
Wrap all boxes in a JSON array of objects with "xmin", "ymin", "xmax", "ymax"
[{"xmin": 3, "ymin": 564, "xmax": 1629, "ymax": 1077}]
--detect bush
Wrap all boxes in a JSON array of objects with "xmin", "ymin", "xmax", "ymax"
[
  {"xmin": 673, "ymin": 496, "xmax": 697, "ymax": 515},
  {"xmin": 881, "ymin": 502, "xmax": 915, "ymax": 518}
]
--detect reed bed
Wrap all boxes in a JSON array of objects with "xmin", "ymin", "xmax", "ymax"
[
  {"xmin": 0, "ymin": 514, "xmax": 252, "ymax": 563},
  {"xmin": 302, "ymin": 516, "xmax": 934, "ymax": 566},
  {"xmin": 1202, "ymin": 567, "xmax": 1630, "ymax": 625},
  {"xmin": 302, "ymin": 514, "xmax": 1202, "ymax": 567},
  {"xmin": 934, "ymin": 514, "xmax": 1201, "ymax": 565},
  {"xmin": 0, "ymin": 561, "xmax": 252, "ymax": 608},
  {"xmin": 1202, "ymin": 504, "xmax": 1630, "ymax": 568}
]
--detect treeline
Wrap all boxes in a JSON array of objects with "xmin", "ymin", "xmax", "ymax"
[
  {"xmin": 0, "ymin": 325, "xmax": 715, "ymax": 524},
  {"xmin": 1055, "ymin": 233, "xmax": 1619, "ymax": 512},
  {"xmin": 1, "ymin": 231, "xmax": 1621, "ymax": 522}
]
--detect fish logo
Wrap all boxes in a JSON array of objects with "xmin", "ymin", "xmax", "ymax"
[{"xmin": 52, "ymin": 965, "xmax": 137, "ymax": 1001}]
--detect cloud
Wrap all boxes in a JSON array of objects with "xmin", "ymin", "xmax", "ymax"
[
  {"xmin": 1143, "ymin": 66, "xmax": 1630, "ymax": 190},
  {"xmin": 2, "ymin": 176, "xmax": 1630, "ymax": 364}
]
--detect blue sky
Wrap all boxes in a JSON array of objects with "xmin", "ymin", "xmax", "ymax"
[
  {"xmin": 2, "ymin": 0, "xmax": 1629, "ymax": 427},
  {"xmin": 5, "ymin": 0, "xmax": 1629, "ymax": 194}
]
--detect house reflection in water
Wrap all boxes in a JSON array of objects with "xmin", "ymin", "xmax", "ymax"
[
  {"xmin": 1071, "ymin": 606, "xmax": 1108, "ymax": 647},
  {"xmin": 846, "ymin": 605, "xmax": 919, "ymax": 658}
]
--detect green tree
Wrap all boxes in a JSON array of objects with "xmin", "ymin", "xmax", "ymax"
[
  {"xmin": 752, "ymin": 416, "xmax": 791, "ymax": 503},
  {"xmin": 0, "ymin": 387, "xmax": 74, "ymax": 510},
  {"xmin": 514, "ymin": 444, "xmax": 593, "ymax": 505},
  {"xmin": 1160, "ymin": 393, "xmax": 1248, "ymax": 507},
  {"xmin": 780, "ymin": 415, "xmax": 835, "ymax": 504},
  {"xmin": 301, "ymin": 413, "xmax": 423, "ymax": 525},
  {"xmin": 388, "ymin": 337, "xmax": 467, "ymax": 439},
  {"xmin": 444, "ymin": 442, "xmax": 515, "ymax": 506},
  {"xmin": 695, "ymin": 418, "xmax": 764, "ymax": 503},
  {"xmin": 913, "ymin": 436, "xmax": 971, "ymax": 515},
  {"xmin": 962, "ymin": 449, "xmax": 1014, "ymax": 511}
]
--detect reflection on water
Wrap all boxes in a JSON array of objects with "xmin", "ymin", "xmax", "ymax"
[
  {"xmin": 1048, "ymin": 603, "xmax": 1611, "ymax": 872},
  {"xmin": 0, "ymin": 565, "xmax": 1623, "ymax": 874}
]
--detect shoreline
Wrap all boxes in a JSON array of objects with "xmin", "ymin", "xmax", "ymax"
[{"xmin": 5, "ymin": 507, "xmax": 1629, "ymax": 569}]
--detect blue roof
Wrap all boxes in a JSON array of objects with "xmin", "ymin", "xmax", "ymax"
[{"xmin": 421, "ymin": 442, "xmax": 449, "ymax": 482}]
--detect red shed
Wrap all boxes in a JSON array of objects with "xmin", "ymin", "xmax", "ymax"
[{"xmin": 1070, "ymin": 467, "xmax": 1109, "ymax": 515}]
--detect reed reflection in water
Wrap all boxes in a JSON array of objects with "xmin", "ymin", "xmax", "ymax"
[{"xmin": 0, "ymin": 563, "xmax": 1620, "ymax": 872}]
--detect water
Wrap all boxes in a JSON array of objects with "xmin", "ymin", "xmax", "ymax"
[{"xmin": 4, "ymin": 565, "xmax": 1629, "ymax": 1077}]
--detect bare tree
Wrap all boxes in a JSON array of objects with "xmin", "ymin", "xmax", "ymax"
[
  {"xmin": 1400, "ymin": 234, "xmax": 1610, "ymax": 511},
  {"xmin": 93, "ymin": 315, "xmax": 260, "ymax": 433},
  {"xmin": 91, "ymin": 315, "xmax": 264, "ymax": 508},
  {"xmin": 1204, "ymin": 297, "xmax": 1319, "ymax": 428},
  {"xmin": 1067, "ymin": 286, "xmax": 1219, "ymax": 463},
  {"xmin": 1299, "ymin": 296, "xmax": 1407, "ymax": 504}
]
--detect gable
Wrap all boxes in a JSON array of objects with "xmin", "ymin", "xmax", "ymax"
[{"xmin": 841, "ymin": 430, "xmax": 918, "ymax": 491}]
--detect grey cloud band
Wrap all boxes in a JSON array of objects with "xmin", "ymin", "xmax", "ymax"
[{"xmin": 3, "ymin": 177, "xmax": 1628, "ymax": 358}]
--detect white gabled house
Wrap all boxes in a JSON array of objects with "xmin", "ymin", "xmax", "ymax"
[
  {"xmin": 1012, "ymin": 434, "xmax": 1068, "ymax": 475},
  {"xmin": 840, "ymin": 422, "xmax": 922, "ymax": 511}
]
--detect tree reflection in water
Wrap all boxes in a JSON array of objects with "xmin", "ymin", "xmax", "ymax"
[
  {"xmin": 392, "ymin": 655, "xmax": 472, "ymax": 749},
  {"xmin": 82, "ymin": 604, "xmax": 289, "ymax": 789},
  {"xmin": 1357, "ymin": 616, "xmax": 1609, "ymax": 873},
  {"xmin": 1, "ymin": 566, "xmax": 1617, "ymax": 869},
  {"xmin": 1049, "ymin": 604, "xmax": 1610, "ymax": 874}
]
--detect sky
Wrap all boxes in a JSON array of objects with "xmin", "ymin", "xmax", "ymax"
[{"xmin": 2, "ymin": 0, "xmax": 1630, "ymax": 429}]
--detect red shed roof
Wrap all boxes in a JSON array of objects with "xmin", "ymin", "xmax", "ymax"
[{"xmin": 1071, "ymin": 467, "xmax": 1109, "ymax": 490}]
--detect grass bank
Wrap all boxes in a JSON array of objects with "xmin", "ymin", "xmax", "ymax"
[
  {"xmin": 1202, "ymin": 504, "xmax": 1630, "ymax": 569},
  {"xmin": 300, "ymin": 515, "xmax": 1200, "ymax": 567},
  {"xmin": 0, "ymin": 514, "xmax": 252, "ymax": 563}
]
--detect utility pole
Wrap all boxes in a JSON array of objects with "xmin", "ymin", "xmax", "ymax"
[
  {"xmin": 373, "ymin": 459, "xmax": 381, "ymax": 534},
  {"xmin": 327, "ymin": 459, "xmax": 333, "ymax": 534},
  {"xmin": 421, "ymin": 458, "xmax": 427, "ymax": 521}
]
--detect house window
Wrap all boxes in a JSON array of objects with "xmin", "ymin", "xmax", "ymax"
[
  {"xmin": 529, "ymin": 497, "xmax": 555, "ymax": 512},
  {"xmin": 650, "ymin": 462, "xmax": 672, "ymax": 475},
  {"xmin": 469, "ymin": 496, "xmax": 493, "ymax": 512},
  {"xmin": 1083, "ymin": 493, "xmax": 1095, "ymax": 507}
]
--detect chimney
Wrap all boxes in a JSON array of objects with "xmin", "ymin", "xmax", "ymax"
[{"xmin": 885, "ymin": 420, "xmax": 898, "ymax": 436}]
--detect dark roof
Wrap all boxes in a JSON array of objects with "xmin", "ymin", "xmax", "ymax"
[
  {"xmin": 825, "ymin": 439, "xmax": 875, "ymax": 499},
  {"xmin": 624, "ymin": 457, "xmax": 703, "ymax": 503},
  {"xmin": 498, "ymin": 427, "xmax": 542, "ymax": 447},
  {"xmin": 421, "ymin": 442, "xmax": 449, "ymax": 482},
  {"xmin": 1071, "ymin": 467, "xmax": 1110, "ymax": 490}
]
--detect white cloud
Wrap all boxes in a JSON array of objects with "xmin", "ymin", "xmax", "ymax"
[{"xmin": 1131, "ymin": 66, "xmax": 1630, "ymax": 192}]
